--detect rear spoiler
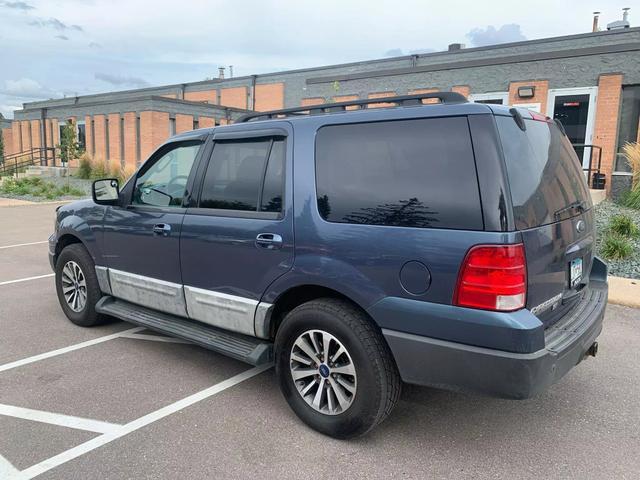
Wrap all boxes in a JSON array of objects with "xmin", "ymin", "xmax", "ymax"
[{"xmin": 508, "ymin": 107, "xmax": 557, "ymax": 133}]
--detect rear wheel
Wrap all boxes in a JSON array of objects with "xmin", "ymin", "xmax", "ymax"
[
  {"xmin": 55, "ymin": 244, "xmax": 107, "ymax": 327},
  {"xmin": 275, "ymin": 298, "xmax": 401, "ymax": 438}
]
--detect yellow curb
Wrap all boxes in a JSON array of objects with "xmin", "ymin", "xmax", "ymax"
[{"xmin": 608, "ymin": 276, "xmax": 640, "ymax": 309}]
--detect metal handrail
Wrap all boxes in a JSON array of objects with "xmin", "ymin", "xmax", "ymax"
[
  {"xmin": 572, "ymin": 144, "xmax": 603, "ymax": 189},
  {"xmin": 0, "ymin": 147, "xmax": 57, "ymax": 177}
]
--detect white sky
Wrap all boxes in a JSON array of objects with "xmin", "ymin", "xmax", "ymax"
[{"xmin": 0, "ymin": 0, "xmax": 632, "ymax": 118}]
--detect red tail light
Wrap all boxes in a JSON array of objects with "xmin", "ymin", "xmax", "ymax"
[{"xmin": 454, "ymin": 244, "xmax": 527, "ymax": 312}]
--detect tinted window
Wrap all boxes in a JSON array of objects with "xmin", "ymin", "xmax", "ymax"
[
  {"xmin": 132, "ymin": 141, "xmax": 201, "ymax": 207},
  {"xmin": 315, "ymin": 117, "xmax": 482, "ymax": 230},
  {"xmin": 199, "ymin": 138, "xmax": 285, "ymax": 213},
  {"xmin": 496, "ymin": 116, "xmax": 591, "ymax": 229},
  {"xmin": 260, "ymin": 140, "xmax": 285, "ymax": 212}
]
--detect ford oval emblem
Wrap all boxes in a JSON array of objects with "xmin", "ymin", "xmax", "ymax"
[{"xmin": 576, "ymin": 220, "xmax": 586, "ymax": 233}]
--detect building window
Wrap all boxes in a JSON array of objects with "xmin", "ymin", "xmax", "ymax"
[
  {"xmin": 105, "ymin": 117, "xmax": 110, "ymax": 160},
  {"xmin": 615, "ymin": 85, "xmax": 640, "ymax": 172},
  {"xmin": 169, "ymin": 117, "xmax": 176, "ymax": 136},
  {"xmin": 193, "ymin": 118, "xmax": 199, "ymax": 130}
]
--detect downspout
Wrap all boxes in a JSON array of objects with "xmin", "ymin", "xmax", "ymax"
[{"xmin": 40, "ymin": 108, "xmax": 48, "ymax": 166}]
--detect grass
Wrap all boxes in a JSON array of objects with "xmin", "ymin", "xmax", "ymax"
[
  {"xmin": 600, "ymin": 233, "xmax": 634, "ymax": 260},
  {"xmin": 609, "ymin": 214, "xmax": 640, "ymax": 238},
  {"xmin": 74, "ymin": 153, "xmax": 135, "ymax": 184},
  {"xmin": 0, "ymin": 176, "xmax": 85, "ymax": 200}
]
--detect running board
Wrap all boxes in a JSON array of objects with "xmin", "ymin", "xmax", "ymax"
[{"xmin": 96, "ymin": 296, "xmax": 273, "ymax": 366}]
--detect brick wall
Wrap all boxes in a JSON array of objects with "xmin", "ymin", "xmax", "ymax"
[
  {"xmin": 409, "ymin": 87, "xmax": 439, "ymax": 104},
  {"xmin": 13, "ymin": 121, "xmax": 22, "ymax": 152},
  {"xmin": 123, "ymin": 112, "xmax": 137, "ymax": 167},
  {"xmin": 301, "ymin": 97, "xmax": 324, "ymax": 106},
  {"xmin": 199, "ymin": 117, "xmax": 215, "ymax": 128},
  {"xmin": 184, "ymin": 90, "xmax": 217, "ymax": 104},
  {"xmin": 30, "ymin": 120, "xmax": 41, "ymax": 149},
  {"xmin": 93, "ymin": 115, "xmax": 107, "ymax": 161},
  {"xmin": 220, "ymin": 86, "xmax": 248, "ymax": 109},
  {"xmin": 451, "ymin": 85, "xmax": 471, "ymax": 98},
  {"xmin": 107, "ymin": 113, "xmax": 121, "ymax": 165},
  {"xmin": 2, "ymin": 127, "xmax": 13, "ymax": 156},
  {"xmin": 593, "ymin": 73, "xmax": 624, "ymax": 188},
  {"xmin": 254, "ymin": 83, "xmax": 284, "ymax": 111},
  {"xmin": 84, "ymin": 115, "xmax": 93, "ymax": 157},
  {"xmin": 508, "ymin": 80, "xmax": 549, "ymax": 114},
  {"xmin": 333, "ymin": 94, "xmax": 359, "ymax": 110},
  {"xmin": 367, "ymin": 91, "xmax": 396, "ymax": 108},
  {"xmin": 175, "ymin": 114, "xmax": 193, "ymax": 133},
  {"xmin": 21, "ymin": 121, "xmax": 31, "ymax": 151},
  {"xmin": 140, "ymin": 111, "xmax": 170, "ymax": 161}
]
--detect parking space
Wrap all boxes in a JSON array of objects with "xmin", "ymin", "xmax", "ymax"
[{"xmin": 1, "ymin": 202, "xmax": 640, "ymax": 479}]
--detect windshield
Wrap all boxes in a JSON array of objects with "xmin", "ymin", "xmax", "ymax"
[{"xmin": 496, "ymin": 115, "xmax": 592, "ymax": 230}]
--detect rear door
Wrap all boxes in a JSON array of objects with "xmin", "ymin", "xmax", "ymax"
[
  {"xmin": 180, "ymin": 125, "xmax": 294, "ymax": 337},
  {"xmin": 495, "ymin": 113, "xmax": 594, "ymax": 326}
]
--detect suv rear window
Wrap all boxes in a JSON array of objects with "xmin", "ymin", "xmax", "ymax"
[
  {"xmin": 315, "ymin": 117, "xmax": 483, "ymax": 230},
  {"xmin": 496, "ymin": 116, "xmax": 591, "ymax": 229}
]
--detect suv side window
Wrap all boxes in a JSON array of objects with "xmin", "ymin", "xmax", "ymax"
[
  {"xmin": 315, "ymin": 117, "xmax": 483, "ymax": 230},
  {"xmin": 199, "ymin": 138, "xmax": 285, "ymax": 213},
  {"xmin": 133, "ymin": 140, "xmax": 202, "ymax": 207}
]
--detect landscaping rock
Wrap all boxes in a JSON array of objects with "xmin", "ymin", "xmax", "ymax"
[{"xmin": 594, "ymin": 200, "xmax": 640, "ymax": 279}]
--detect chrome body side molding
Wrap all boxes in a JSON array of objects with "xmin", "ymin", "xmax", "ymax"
[
  {"xmin": 108, "ymin": 268, "xmax": 187, "ymax": 317},
  {"xmin": 95, "ymin": 266, "xmax": 112, "ymax": 295},
  {"xmin": 184, "ymin": 286, "xmax": 259, "ymax": 337}
]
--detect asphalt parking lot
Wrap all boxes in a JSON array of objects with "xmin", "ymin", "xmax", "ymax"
[{"xmin": 1, "ymin": 202, "xmax": 639, "ymax": 479}]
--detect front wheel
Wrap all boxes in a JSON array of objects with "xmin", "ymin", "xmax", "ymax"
[
  {"xmin": 55, "ymin": 243, "xmax": 107, "ymax": 327},
  {"xmin": 275, "ymin": 298, "xmax": 401, "ymax": 438}
]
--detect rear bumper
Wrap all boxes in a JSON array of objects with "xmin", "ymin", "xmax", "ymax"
[{"xmin": 383, "ymin": 278, "xmax": 607, "ymax": 399}]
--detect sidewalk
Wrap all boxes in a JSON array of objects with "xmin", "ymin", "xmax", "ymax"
[{"xmin": 608, "ymin": 276, "xmax": 640, "ymax": 309}]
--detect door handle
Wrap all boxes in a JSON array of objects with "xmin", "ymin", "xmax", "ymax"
[
  {"xmin": 255, "ymin": 233, "xmax": 283, "ymax": 250},
  {"xmin": 153, "ymin": 223, "xmax": 171, "ymax": 236}
]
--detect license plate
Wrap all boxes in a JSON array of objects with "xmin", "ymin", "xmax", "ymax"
[{"xmin": 570, "ymin": 257, "xmax": 583, "ymax": 287}]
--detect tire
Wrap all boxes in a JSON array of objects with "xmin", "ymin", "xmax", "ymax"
[
  {"xmin": 55, "ymin": 243, "xmax": 107, "ymax": 327},
  {"xmin": 275, "ymin": 298, "xmax": 401, "ymax": 439}
]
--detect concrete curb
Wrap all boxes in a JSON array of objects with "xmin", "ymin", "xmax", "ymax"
[
  {"xmin": 0, "ymin": 198, "xmax": 76, "ymax": 208},
  {"xmin": 608, "ymin": 276, "xmax": 640, "ymax": 309}
]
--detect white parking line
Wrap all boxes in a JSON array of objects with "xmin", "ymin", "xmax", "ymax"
[
  {"xmin": 19, "ymin": 363, "xmax": 272, "ymax": 479},
  {"xmin": 0, "ymin": 404, "xmax": 122, "ymax": 434},
  {"xmin": 0, "ymin": 240, "xmax": 48, "ymax": 250},
  {"xmin": 0, "ymin": 327, "xmax": 144, "ymax": 373},
  {"xmin": 0, "ymin": 273, "xmax": 54, "ymax": 287},
  {"xmin": 0, "ymin": 454, "xmax": 20, "ymax": 480}
]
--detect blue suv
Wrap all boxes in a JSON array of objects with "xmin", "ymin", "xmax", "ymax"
[{"xmin": 49, "ymin": 93, "xmax": 608, "ymax": 438}]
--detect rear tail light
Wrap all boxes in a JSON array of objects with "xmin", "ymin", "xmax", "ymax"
[{"xmin": 454, "ymin": 244, "xmax": 527, "ymax": 312}]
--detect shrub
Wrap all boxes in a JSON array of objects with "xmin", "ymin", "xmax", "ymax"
[
  {"xmin": 76, "ymin": 154, "xmax": 93, "ymax": 179},
  {"xmin": 601, "ymin": 233, "xmax": 633, "ymax": 260},
  {"xmin": 622, "ymin": 142, "xmax": 640, "ymax": 186},
  {"xmin": 609, "ymin": 214, "xmax": 639, "ymax": 238},
  {"xmin": 620, "ymin": 187, "xmax": 640, "ymax": 210},
  {"xmin": 90, "ymin": 161, "xmax": 108, "ymax": 180}
]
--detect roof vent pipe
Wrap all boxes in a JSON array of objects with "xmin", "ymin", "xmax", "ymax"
[
  {"xmin": 592, "ymin": 11, "xmax": 600, "ymax": 32},
  {"xmin": 607, "ymin": 7, "xmax": 631, "ymax": 30},
  {"xmin": 218, "ymin": 67, "xmax": 225, "ymax": 79}
]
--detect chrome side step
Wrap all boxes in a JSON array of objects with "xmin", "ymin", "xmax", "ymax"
[{"xmin": 96, "ymin": 296, "xmax": 273, "ymax": 366}]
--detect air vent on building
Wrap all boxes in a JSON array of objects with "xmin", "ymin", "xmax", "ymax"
[
  {"xmin": 218, "ymin": 67, "xmax": 226, "ymax": 79},
  {"xmin": 607, "ymin": 7, "xmax": 631, "ymax": 30},
  {"xmin": 448, "ymin": 43, "xmax": 465, "ymax": 51}
]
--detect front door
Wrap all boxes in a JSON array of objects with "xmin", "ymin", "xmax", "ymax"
[
  {"xmin": 180, "ymin": 125, "xmax": 294, "ymax": 337},
  {"xmin": 547, "ymin": 87, "xmax": 597, "ymax": 169},
  {"xmin": 102, "ymin": 139, "xmax": 204, "ymax": 316}
]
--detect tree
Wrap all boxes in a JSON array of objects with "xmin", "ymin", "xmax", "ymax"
[
  {"xmin": 58, "ymin": 120, "xmax": 81, "ymax": 164},
  {"xmin": 0, "ymin": 131, "xmax": 4, "ymax": 165}
]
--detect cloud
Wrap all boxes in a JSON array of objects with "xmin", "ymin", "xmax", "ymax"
[
  {"xmin": 29, "ymin": 17, "xmax": 83, "ymax": 32},
  {"xmin": 384, "ymin": 48, "xmax": 404, "ymax": 57},
  {"xmin": 55, "ymin": 35, "xmax": 69, "ymax": 41},
  {"xmin": 0, "ymin": 1, "xmax": 34, "ymax": 11},
  {"xmin": 89, "ymin": 41, "xmax": 102, "ymax": 49},
  {"xmin": 1, "ymin": 77, "xmax": 59, "ymax": 99},
  {"xmin": 466, "ymin": 24, "xmax": 526, "ymax": 47},
  {"xmin": 94, "ymin": 72, "xmax": 149, "ymax": 88}
]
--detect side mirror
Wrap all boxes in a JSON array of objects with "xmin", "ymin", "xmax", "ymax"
[{"xmin": 92, "ymin": 178, "xmax": 120, "ymax": 205}]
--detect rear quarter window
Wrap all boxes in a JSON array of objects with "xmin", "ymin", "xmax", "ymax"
[
  {"xmin": 496, "ymin": 116, "xmax": 591, "ymax": 229},
  {"xmin": 315, "ymin": 117, "xmax": 483, "ymax": 230}
]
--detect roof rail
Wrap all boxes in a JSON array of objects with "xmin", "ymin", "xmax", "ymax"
[{"xmin": 237, "ymin": 92, "xmax": 468, "ymax": 122}]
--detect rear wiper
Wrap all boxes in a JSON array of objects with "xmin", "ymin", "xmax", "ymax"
[{"xmin": 554, "ymin": 201, "xmax": 585, "ymax": 220}]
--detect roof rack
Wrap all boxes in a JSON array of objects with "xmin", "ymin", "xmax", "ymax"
[{"xmin": 237, "ymin": 92, "xmax": 468, "ymax": 122}]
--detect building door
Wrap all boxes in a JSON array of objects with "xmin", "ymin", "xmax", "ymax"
[{"xmin": 547, "ymin": 87, "xmax": 598, "ymax": 168}]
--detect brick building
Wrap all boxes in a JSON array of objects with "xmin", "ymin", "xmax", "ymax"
[{"xmin": 2, "ymin": 26, "xmax": 640, "ymax": 192}]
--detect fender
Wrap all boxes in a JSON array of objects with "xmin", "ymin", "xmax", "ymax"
[{"xmin": 54, "ymin": 199, "xmax": 106, "ymax": 264}]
